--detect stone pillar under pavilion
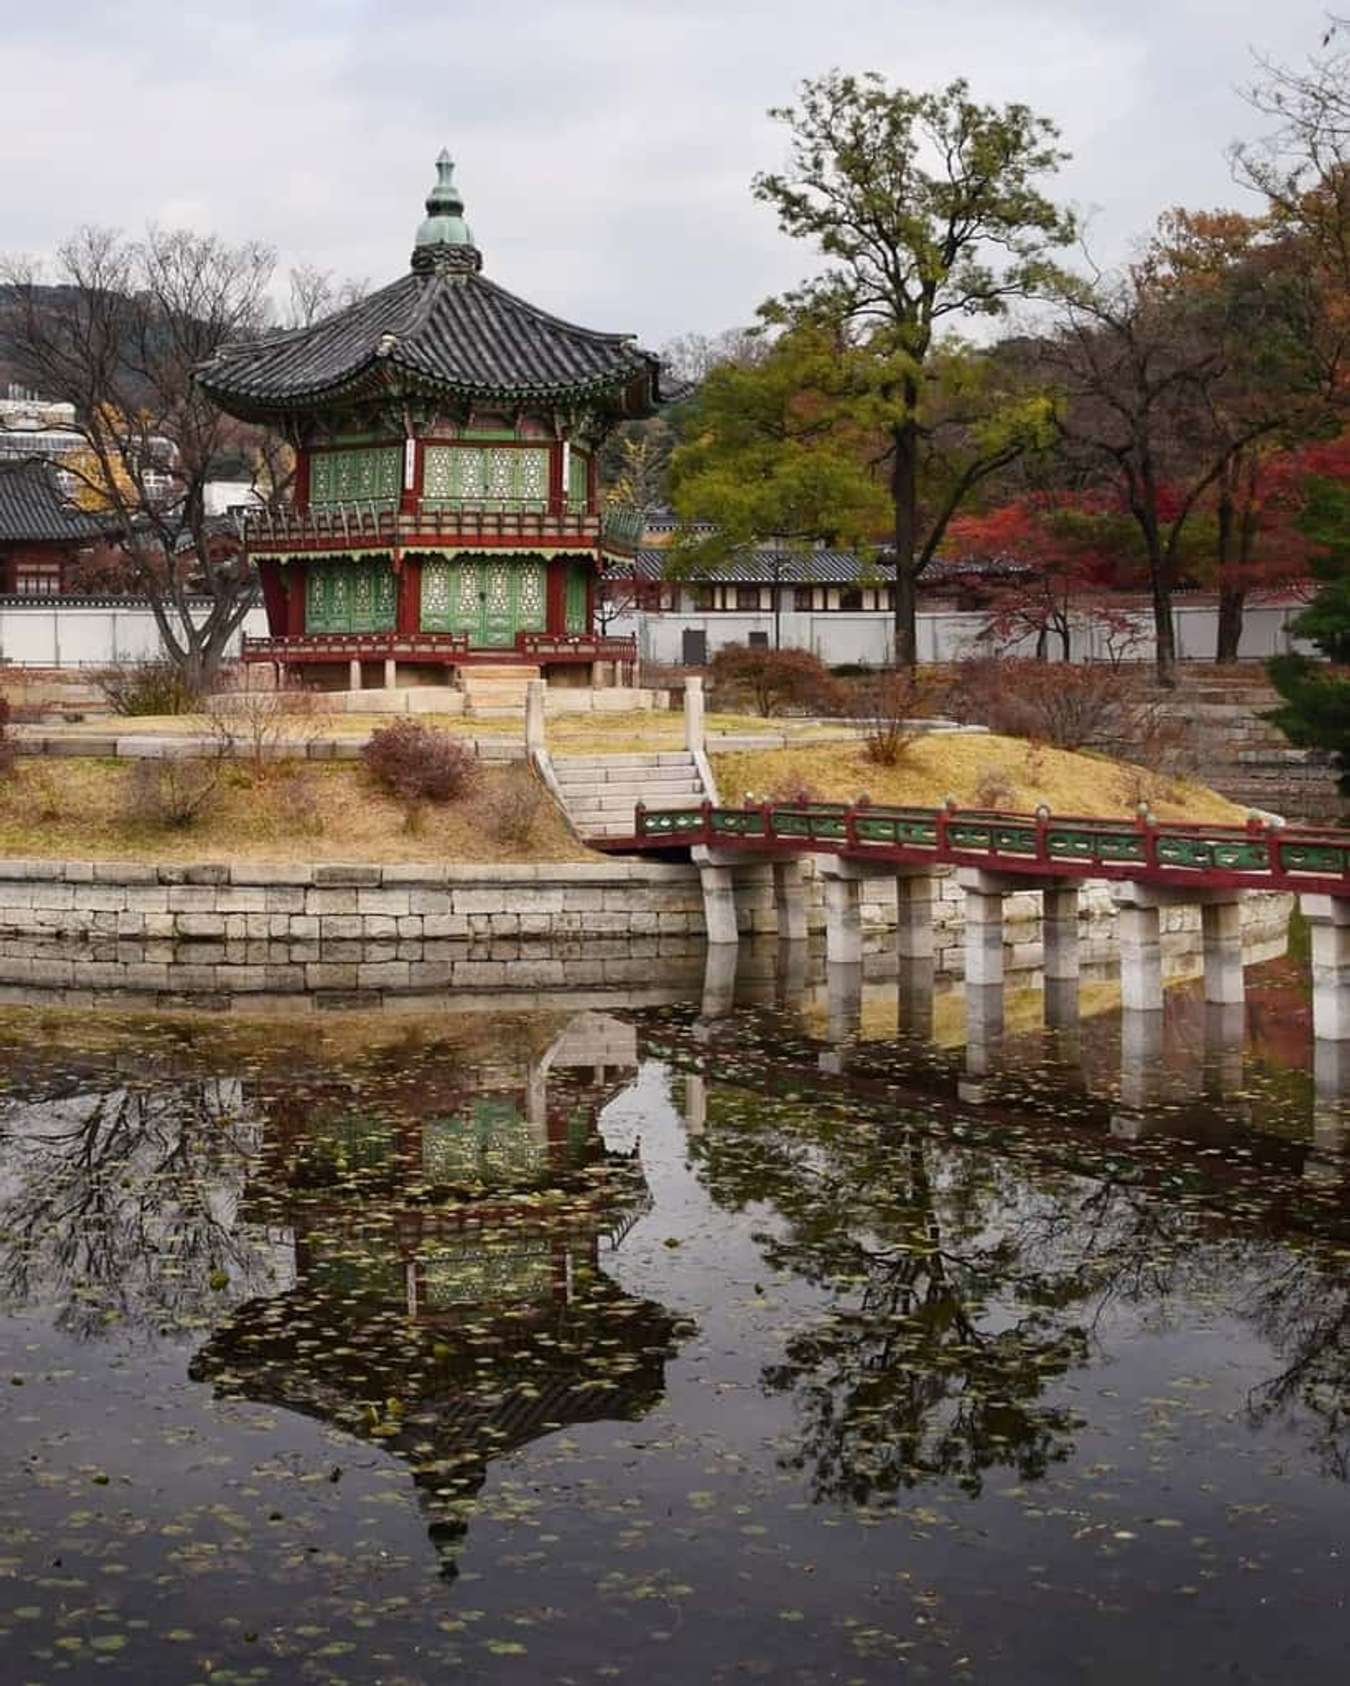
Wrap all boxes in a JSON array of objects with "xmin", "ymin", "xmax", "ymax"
[{"xmin": 197, "ymin": 152, "xmax": 659, "ymax": 689}]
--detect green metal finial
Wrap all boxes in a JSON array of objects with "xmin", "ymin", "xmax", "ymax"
[{"xmin": 415, "ymin": 149, "xmax": 474, "ymax": 250}]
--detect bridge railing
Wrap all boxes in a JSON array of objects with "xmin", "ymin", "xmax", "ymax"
[{"xmin": 630, "ymin": 799, "xmax": 1350, "ymax": 895}]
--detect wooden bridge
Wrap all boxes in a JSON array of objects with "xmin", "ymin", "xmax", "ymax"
[{"xmin": 601, "ymin": 798, "xmax": 1350, "ymax": 1042}]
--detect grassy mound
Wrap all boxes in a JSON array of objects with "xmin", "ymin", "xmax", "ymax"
[
  {"xmin": 711, "ymin": 732, "xmax": 1248, "ymax": 825},
  {"xmin": 0, "ymin": 759, "xmax": 592, "ymax": 864}
]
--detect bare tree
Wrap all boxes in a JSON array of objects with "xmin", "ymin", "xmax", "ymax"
[{"xmin": 0, "ymin": 226, "xmax": 275, "ymax": 692}]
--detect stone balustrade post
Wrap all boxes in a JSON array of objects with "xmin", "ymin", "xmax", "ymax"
[
  {"xmin": 348, "ymin": 657, "xmax": 362, "ymax": 692},
  {"xmin": 383, "ymin": 657, "xmax": 397, "ymax": 690},
  {"xmin": 524, "ymin": 678, "xmax": 546, "ymax": 757},
  {"xmin": 684, "ymin": 674, "xmax": 706, "ymax": 756}
]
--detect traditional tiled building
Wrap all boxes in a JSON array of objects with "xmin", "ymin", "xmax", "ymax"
[
  {"xmin": 0, "ymin": 458, "xmax": 110, "ymax": 595},
  {"xmin": 198, "ymin": 153, "xmax": 659, "ymax": 688}
]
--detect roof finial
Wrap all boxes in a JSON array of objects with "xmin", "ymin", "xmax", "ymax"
[{"xmin": 412, "ymin": 150, "xmax": 482, "ymax": 274}]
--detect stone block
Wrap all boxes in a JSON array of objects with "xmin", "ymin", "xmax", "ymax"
[
  {"xmin": 62, "ymin": 861, "xmax": 96, "ymax": 882},
  {"xmin": 287, "ymin": 915, "xmax": 319, "ymax": 940},
  {"xmin": 0, "ymin": 859, "xmax": 64, "ymax": 881},
  {"xmin": 452, "ymin": 889, "xmax": 512, "ymax": 915},
  {"xmin": 144, "ymin": 913, "xmax": 176, "ymax": 938},
  {"xmin": 422, "ymin": 914, "xmax": 469, "ymax": 938},
  {"xmin": 306, "ymin": 962, "xmax": 359, "ymax": 990},
  {"xmin": 452, "ymin": 960, "xmax": 506, "ymax": 987},
  {"xmin": 381, "ymin": 864, "xmax": 449, "ymax": 885},
  {"xmin": 185, "ymin": 864, "xmax": 230, "ymax": 886},
  {"xmin": 31, "ymin": 885, "xmax": 76, "ymax": 911},
  {"xmin": 358, "ymin": 961, "xmax": 410, "ymax": 989},
  {"xmin": 319, "ymin": 914, "xmax": 364, "ymax": 939},
  {"xmin": 321, "ymin": 939, "xmax": 364, "ymax": 961},
  {"xmin": 95, "ymin": 860, "xmax": 157, "ymax": 884},
  {"xmin": 116, "ymin": 911, "xmax": 145, "ymax": 938},
  {"xmin": 306, "ymin": 888, "xmax": 359, "ymax": 915},
  {"xmin": 175, "ymin": 940, "xmax": 225, "ymax": 963},
  {"xmin": 223, "ymin": 915, "xmax": 249, "ymax": 941},
  {"xmin": 226, "ymin": 966, "xmax": 270, "ymax": 992},
  {"xmin": 231, "ymin": 862, "xmax": 313, "ymax": 886},
  {"xmin": 177, "ymin": 913, "xmax": 226, "ymax": 939},
  {"xmin": 397, "ymin": 915, "xmax": 425, "ymax": 939},
  {"xmin": 364, "ymin": 915, "xmax": 399, "ymax": 939},
  {"xmin": 167, "ymin": 964, "xmax": 219, "ymax": 993},
  {"xmin": 167, "ymin": 885, "xmax": 219, "ymax": 912},
  {"xmin": 313, "ymin": 864, "xmax": 382, "ymax": 886},
  {"xmin": 408, "ymin": 960, "xmax": 454, "ymax": 989},
  {"xmin": 216, "ymin": 887, "xmax": 268, "ymax": 914},
  {"xmin": 409, "ymin": 889, "xmax": 453, "ymax": 915},
  {"xmin": 264, "ymin": 965, "xmax": 308, "ymax": 992},
  {"xmin": 357, "ymin": 889, "xmax": 411, "ymax": 916},
  {"xmin": 264, "ymin": 886, "xmax": 306, "ymax": 914},
  {"xmin": 123, "ymin": 962, "xmax": 169, "ymax": 990}
]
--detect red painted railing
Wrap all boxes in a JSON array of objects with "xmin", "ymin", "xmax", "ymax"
[
  {"xmin": 243, "ymin": 503, "xmax": 602, "ymax": 550},
  {"xmin": 515, "ymin": 632, "xmax": 637, "ymax": 662},
  {"xmin": 242, "ymin": 632, "xmax": 469, "ymax": 663},
  {"xmin": 621, "ymin": 799, "xmax": 1350, "ymax": 898}
]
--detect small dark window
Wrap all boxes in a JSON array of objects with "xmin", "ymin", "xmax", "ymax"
[
  {"xmin": 747, "ymin": 630, "xmax": 770, "ymax": 648},
  {"xmin": 694, "ymin": 586, "xmax": 716, "ymax": 611},
  {"xmin": 794, "ymin": 586, "xmax": 813, "ymax": 612},
  {"xmin": 735, "ymin": 585, "xmax": 761, "ymax": 611},
  {"xmin": 840, "ymin": 587, "xmax": 863, "ymax": 611}
]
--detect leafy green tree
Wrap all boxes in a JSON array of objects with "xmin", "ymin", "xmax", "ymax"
[
  {"xmin": 749, "ymin": 72, "xmax": 1077, "ymax": 664},
  {"xmin": 1268, "ymin": 475, "xmax": 1350, "ymax": 795}
]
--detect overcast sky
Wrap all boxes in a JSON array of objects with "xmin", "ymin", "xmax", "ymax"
[{"xmin": 2, "ymin": 0, "xmax": 1334, "ymax": 347}]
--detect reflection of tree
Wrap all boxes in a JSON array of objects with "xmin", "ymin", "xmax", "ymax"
[
  {"xmin": 0, "ymin": 1082, "xmax": 270, "ymax": 1338},
  {"xmin": 692, "ymin": 1085, "xmax": 1350, "ymax": 1504}
]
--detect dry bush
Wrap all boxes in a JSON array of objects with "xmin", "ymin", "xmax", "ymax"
[
  {"xmin": 761, "ymin": 777, "xmax": 829, "ymax": 806},
  {"xmin": 947, "ymin": 656, "xmax": 1132, "ymax": 749},
  {"xmin": 362, "ymin": 720, "xmax": 478, "ymax": 831},
  {"xmin": 707, "ymin": 643, "xmax": 843, "ymax": 716},
  {"xmin": 95, "ymin": 658, "xmax": 197, "ymax": 717},
  {"xmin": 481, "ymin": 765, "xmax": 551, "ymax": 850},
  {"xmin": 209, "ymin": 669, "xmax": 323, "ymax": 777},
  {"xmin": 857, "ymin": 668, "xmax": 938, "ymax": 766},
  {"xmin": 128, "ymin": 753, "xmax": 224, "ymax": 829},
  {"xmin": 973, "ymin": 764, "xmax": 1018, "ymax": 810}
]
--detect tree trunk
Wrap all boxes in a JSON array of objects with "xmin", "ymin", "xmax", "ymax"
[
  {"xmin": 891, "ymin": 413, "xmax": 920, "ymax": 668},
  {"xmin": 1214, "ymin": 476, "xmax": 1241, "ymax": 664},
  {"xmin": 1148, "ymin": 543, "xmax": 1177, "ymax": 687},
  {"xmin": 1216, "ymin": 585, "xmax": 1246, "ymax": 664}
]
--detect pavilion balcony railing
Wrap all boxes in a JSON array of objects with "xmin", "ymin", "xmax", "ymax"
[
  {"xmin": 515, "ymin": 631, "xmax": 637, "ymax": 662},
  {"xmin": 241, "ymin": 501, "xmax": 611, "ymax": 550},
  {"xmin": 241, "ymin": 631, "xmax": 470, "ymax": 662}
]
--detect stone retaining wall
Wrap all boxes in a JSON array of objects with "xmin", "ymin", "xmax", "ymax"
[{"xmin": 0, "ymin": 855, "xmax": 1292, "ymax": 1000}]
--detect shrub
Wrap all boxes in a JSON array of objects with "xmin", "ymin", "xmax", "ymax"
[
  {"xmin": 95, "ymin": 658, "xmax": 197, "ymax": 717},
  {"xmin": 707, "ymin": 643, "xmax": 843, "ymax": 717},
  {"xmin": 973, "ymin": 763, "xmax": 1018, "ymax": 810},
  {"xmin": 947, "ymin": 656, "xmax": 1131, "ymax": 749},
  {"xmin": 209, "ymin": 668, "xmax": 323, "ymax": 777},
  {"xmin": 128, "ymin": 754, "xmax": 223, "ymax": 829},
  {"xmin": 362, "ymin": 720, "xmax": 477, "ymax": 829},
  {"xmin": 481, "ymin": 765, "xmax": 551, "ymax": 850},
  {"xmin": 857, "ymin": 668, "xmax": 937, "ymax": 767}
]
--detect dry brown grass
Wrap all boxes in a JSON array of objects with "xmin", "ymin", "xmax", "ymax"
[
  {"xmin": 0, "ymin": 758, "xmax": 596, "ymax": 864},
  {"xmin": 712, "ymin": 731, "xmax": 1249, "ymax": 825}
]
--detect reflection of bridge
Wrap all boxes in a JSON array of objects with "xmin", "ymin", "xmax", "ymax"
[
  {"xmin": 613, "ymin": 801, "xmax": 1350, "ymax": 1043},
  {"xmin": 672, "ymin": 947, "xmax": 1349, "ymax": 1219}
]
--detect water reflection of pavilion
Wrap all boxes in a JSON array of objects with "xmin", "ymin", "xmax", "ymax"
[{"xmin": 192, "ymin": 1011, "xmax": 685, "ymax": 1577}]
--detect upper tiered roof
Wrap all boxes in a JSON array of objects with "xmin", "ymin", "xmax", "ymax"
[{"xmin": 199, "ymin": 153, "xmax": 660, "ymax": 422}]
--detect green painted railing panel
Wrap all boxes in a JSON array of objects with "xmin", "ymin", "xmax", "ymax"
[
  {"xmin": 309, "ymin": 446, "xmax": 401, "ymax": 508},
  {"xmin": 305, "ymin": 560, "xmax": 396, "ymax": 633},
  {"xmin": 422, "ymin": 445, "xmax": 549, "ymax": 510}
]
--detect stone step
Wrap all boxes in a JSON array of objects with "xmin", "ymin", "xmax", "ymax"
[
  {"xmin": 564, "ymin": 788, "xmax": 703, "ymax": 810},
  {"xmin": 553, "ymin": 762, "xmax": 696, "ymax": 783},
  {"xmin": 552, "ymin": 752, "xmax": 674, "ymax": 770}
]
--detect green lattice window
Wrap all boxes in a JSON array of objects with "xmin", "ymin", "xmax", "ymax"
[
  {"xmin": 420, "ymin": 555, "xmax": 547, "ymax": 646},
  {"xmin": 308, "ymin": 446, "xmax": 401, "ymax": 507},
  {"xmin": 568, "ymin": 447, "xmax": 589, "ymax": 511},
  {"xmin": 305, "ymin": 560, "xmax": 397, "ymax": 632},
  {"xmin": 422, "ymin": 445, "xmax": 549, "ymax": 510},
  {"xmin": 565, "ymin": 564, "xmax": 589, "ymax": 633}
]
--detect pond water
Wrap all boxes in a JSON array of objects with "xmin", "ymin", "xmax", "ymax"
[{"xmin": 0, "ymin": 953, "xmax": 1345, "ymax": 1683}]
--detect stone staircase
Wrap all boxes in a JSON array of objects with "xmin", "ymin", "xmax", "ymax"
[
  {"xmin": 550, "ymin": 750, "xmax": 709, "ymax": 840},
  {"xmin": 459, "ymin": 664, "xmax": 541, "ymax": 718}
]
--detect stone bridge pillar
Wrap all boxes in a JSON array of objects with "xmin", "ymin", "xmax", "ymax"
[
  {"xmin": 1112, "ymin": 883, "xmax": 1247, "ymax": 1011},
  {"xmin": 1301, "ymin": 894, "xmax": 1350, "ymax": 1041}
]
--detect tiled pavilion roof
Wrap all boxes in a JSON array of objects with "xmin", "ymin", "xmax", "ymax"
[{"xmin": 199, "ymin": 154, "xmax": 660, "ymax": 422}]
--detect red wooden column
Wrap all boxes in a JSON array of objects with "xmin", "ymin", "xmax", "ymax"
[
  {"xmin": 293, "ymin": 450, "xmax": 311, "ymax": 515},
  {"xmin": 257, "ymin": 560, "xmax": 288, "ymax": 635},
  {"xmin": 397, "ymin": 555, "xmax": 421, "ymax": 634},
  {"xmin": 546, "ymin": 558, "xmax": 566, "ymax": 634},
  {"xmin": 286, "ymin": 566, "xmax": 306, "ymax": 636}
]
